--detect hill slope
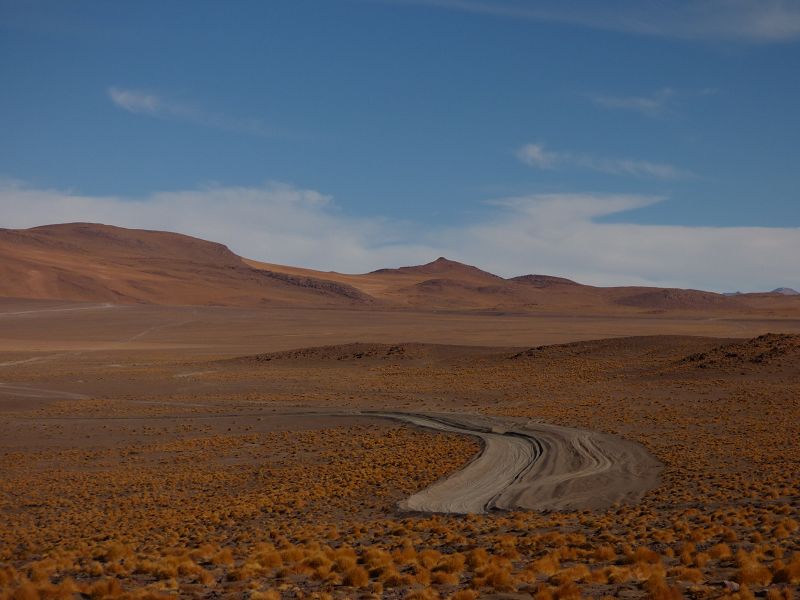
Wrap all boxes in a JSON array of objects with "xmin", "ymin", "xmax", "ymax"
[
  {"xmin": 0, "ymin": 223, "xmax": 372, "ymax": 306},
  {"xmin": 2, "ymin": 222, "xmax": 797, "ymax": 314},
  {"xmin": 249, "ymin": 256, "xmax": 758, "ymax": 313}
]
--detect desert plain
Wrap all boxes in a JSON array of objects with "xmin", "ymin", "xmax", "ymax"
[{"xmin": 1, "ymin": 224, "xmax": 799, "ymax": 600}]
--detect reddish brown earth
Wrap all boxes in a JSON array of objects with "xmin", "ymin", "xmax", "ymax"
[
  {"xmin": 0, "ymin": 223, "xmax": 370, "ymax": 307},
  {"xmin": 1, "ymin": 223, "xmax": 799, "ymax": 599},
  {"xmin": 2, "ymin": 223, "xmax": 798, "ymax": 316}
]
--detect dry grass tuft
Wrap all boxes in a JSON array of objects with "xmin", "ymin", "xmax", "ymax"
[
  {"xmin": 342, "ymin": 565, "xmax": 370, "ymax": 588},
  {"xmin": 472, "ymin": 557, "xmax": 515, "ymax": 592},
  {"xmin": 772, "ymin": 553, "xmax": 800, "ymax": 584},
  {"xmin": 448, "ymin": 591, "xmax": 479, "ymax": 600},
  {"xmin": 710, "ymin": 543, "xmax": 733, "ymax": 560},
  {"xmin": 645, "ymin": 575, "xmax": 682, "ymax": 600},
  {"xmin": 736, "ymin": 551, "xmax": 773, "ymax": 586}
]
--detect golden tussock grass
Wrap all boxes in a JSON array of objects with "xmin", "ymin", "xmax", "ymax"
[
  {"xmin": 447, "ymin": 591, "xmax": 479, "ymax": 600},
  {"xmin": 644, "ymin": 575, "xmax": 682, "ymax": 600},
  {"xmin": 765, "ymin": 588, "xmax": 794, "ymax": 600},
  {"xmin": 430, "ymin": 570, "xmax": 460, "ymax": 585},
  {"xmin": 772, "ymin": 553, "xmax": 800, "ymax": 584},
  {"xmin": 432, "ymin": 552, "xmax": 465, "ymax": 575},
  {"xmin": 341, "ymin": 565, "xmax": 370, "ymax": 587},
  {"xmin": 249, "ymin": 591, "xmax": 280, "ymax": 600},
  {"xmin": 3, "ymin": 336, "xmax": 799, "ymax": 598},
  {"xmin": 668, "ymin": 565, "xmax": 704, "ymax": 583},
  {"xmin": 471, "ymin": 556, "xmax": 516, "ymax": 592},
  {"xmin": 553, "ymin": 581, "xmax": 582, "ymax": 600},
  {"xmin": 405, "ymin": 589, "xmax": 441, "ymax": 600},
  {"xmin": 710, "ymin": 543, "xmax": 733, "ymax": 560},
  {"xmin": 736, "ymin": 551, "xmax": 773, "ymax": 586},
  {"xmin": 532, "ymin": 552, "xmax": 561, "ymax": 576},
  {"xmin": 466, "ymin": 548, "xmax": 488, "ymax": 571},
  {"xmin": 592, "ymin": 545, "xmax": 616, "ymax": 562}
]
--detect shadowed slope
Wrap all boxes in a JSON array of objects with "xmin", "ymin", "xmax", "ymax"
[{"xmin": 250, "ymin": 256, "xmax": 778, "ymax": 313}]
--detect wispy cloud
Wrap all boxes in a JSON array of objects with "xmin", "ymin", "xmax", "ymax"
[
  {"xmin": 384, "ymin": 0, "xmax": 800, "ymax": 43},
  {"xmin": 108, "ymin": 88, "xmax": 161, "ymax": 114},
  {"xmin": 108, "ymin": 87, "xmax": 272, "ymax": 137},
  {"xmin": 515, "ymin": 143, "xmax": 559, "ymax": 169},
  {"xmin": 590, "ymin": 88, "xmax": 676, "ymax": 117},
  {"xmin": 1, "ymin": 179, "xmax": 798, "ymax": 292},
  {"xmin": 574, "ymin": 157, "xmax": 691, "ymax": 180},
  {"xmin": 590, "ymin": 88, "xmax": 718, "ymax": 117},
  {"xmin": 517, "ymin": 142, "xmax": 694, "ymax": 180}
]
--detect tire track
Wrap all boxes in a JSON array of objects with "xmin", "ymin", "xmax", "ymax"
[
  {"xmin": 0, "ymin": 383, "xmax": 88, "ymax": 400},
  {"xmin": 365, "ymin": 411, "xmax": 662, "ymax": 514}
]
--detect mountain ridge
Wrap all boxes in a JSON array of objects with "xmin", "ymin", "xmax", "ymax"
[{"xmin": 1, "ymin": 223, "xmax": 797, "ymax": 315}]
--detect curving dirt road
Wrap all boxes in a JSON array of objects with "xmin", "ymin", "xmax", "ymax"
[{"xmin": 366, "ymin": 411, "xmax": 662, "ymax": 514}]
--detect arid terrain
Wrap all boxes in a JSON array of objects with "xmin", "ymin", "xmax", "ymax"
[
  {"xmin": 3, "ymin": 223, "xmax": 799, "ymax": 315},
  {"xmin": 1, "ymin": 224, "xmax": 799, "ymax": 599}
]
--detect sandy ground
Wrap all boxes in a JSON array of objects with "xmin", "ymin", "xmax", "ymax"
[
  {"xmin": 380, "ymin": 412, "xmax": 662, "ymax": 514},
  {"xmin": 2, "ymin": 301, "xmax": 800, "ymax": 357}
]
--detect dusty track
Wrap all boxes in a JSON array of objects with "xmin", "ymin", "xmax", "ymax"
[
  {"xmin": 368, "ymin": 412, "xmax": 662, "ymax": 514},
  {"xmin": 0, "ymin": 383, "xmax": 88, "ymax": 400},
  {"xmin": 0, "ymin": 302, "xmax": 116, "ymax": 317}
]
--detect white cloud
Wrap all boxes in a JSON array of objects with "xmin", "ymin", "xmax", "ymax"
[
  {"xmin": 516, "ymin": 142, "xmax": 693, "ymax": 180},
  {"xmin": 1, "ymin": 180, "xmax": 798, "ymax": 292},
  {"xmin": 108, "ymin": 87, "xmax": 272, "ymax": 136},
  {"xmin": 590, "ymin": 88, "xmax": 718, "ymax": 117},
  {"xmin": 574, "ymin": 157, "xmax": 693, "ymax": 180},
  {"xmin": 516, "ymin": 143, "xmax": 560, "ymax": 169},
  {"xmin": 591, "ymin": 89, "xmax": 675, "ymax": 117},
  {"xmin": 108, "ymin": 88, "xmax": 161, "ymax": 114},
  {"xmin": 0, "ymin": 180, "xmax": 437, "ymax": 272},
  {"xmin": 385, "ymin": 0, "xmax": 800, "ymax": 43}
]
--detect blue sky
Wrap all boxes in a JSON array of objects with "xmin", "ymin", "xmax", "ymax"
[{"xmin": 1, "ymin": 1, "xmax": 799, "ymax": 290}]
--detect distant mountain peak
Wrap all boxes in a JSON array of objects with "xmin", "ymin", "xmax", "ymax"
[
  {"xmin": 370, "ymin": 257, "xmax": 501, "ymax": 279},
  {"xmin": 772, "ymin": 287, "xmax": 799, "ymax": 296},
  {"xmin": 427, "ymin": 256, "xmax": 462, "ymax": 267}
]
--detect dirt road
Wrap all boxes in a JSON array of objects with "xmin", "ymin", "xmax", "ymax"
[{"xmin": 369, "ymin": 412, "xmax": 662, "ymax": 514}]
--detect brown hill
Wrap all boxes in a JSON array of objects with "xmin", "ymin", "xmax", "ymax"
[
  {"xmin": 511, "ymin": 274, "xmax": 580, "ymax": 287},
  {"xmin": 680, "ymin": 333, "xmax": 800, "ymax": 370},
  {"xmin": 243, "ymin": 255, "xmax": 769, "ymax": 313},
  {"xmin": 0, "ymin": 223, "xmax": 372, "ymax": 307},
  {"xmin": 395, "ymin": 278, "xmax": 532, "ymax": 310},
  {"xmin": 2, "ymin": 222, "xmax": 798, "ymax": 315},
  {"xmin": 371, "ymin": 257, "xmax": 502, "ymax": 282},
  {"xmin": 245, "ymin": 256, "xmax": 525, "ymax": 309},
  {"xmin": 612, "ymin": 288, "xmax": 740, "ymax": 310},
  {"xmin": 510, "ymin": 335, "xmax": 728, "ymax": 363},
  {"xmin": 236, "ymin": 342, "xmax": 500, "ymax": 365},
  {"xmin": 2, "ymin": 222, "xmax": 242, "ymax": 265}
]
